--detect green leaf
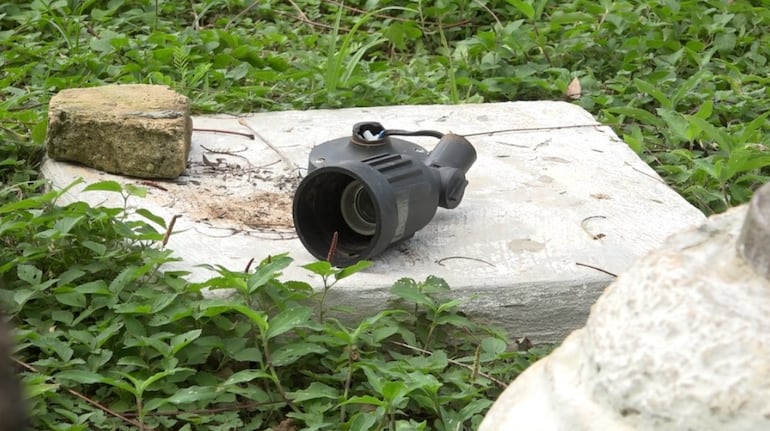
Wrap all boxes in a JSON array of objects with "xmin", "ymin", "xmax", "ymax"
[
  {"xmin": 55, "ymin": 370, "xmax": 103, "ymax": 384},
  {"xmin": 150, "ymin": 293, "xmax": 179, "ymax": 314},
  {"xmin": 124, "ymin": 183, "xmax": 146, "ymax": 198},
  {"xmin": 737, "ymin": 111, "xmax": 770, "ymax": 144},
  {"xmin": 232, "ymin": 347, "xmax": 263, "ymax": 363},
  {"xmin": 435, "ymin": 298, "xmax": 464, "ymax": 314},
  {"xmin": 234, "ymin": 305, "xmax": 269, "ymax": 335},
  {"xmin": 75, "ymin": 280, "xmax": 109, "ymax": 295},
  {"xmin": 24, "ymin": 381, "xmax": 59, "ymax": 398},
  {"xmin": 0, "ymin": 190, "xmax": 58, "ymax": 214},
  {"xmin": 138, "ymin": 368, "xmax": 194, "ymax": 393},
  {"xmin": 404, "ymin": 371, "xmax": 441, "ymax": 394},
  {"xmin": 142, "ymin": 397, "xmax": 168, "ymax": 413},
  {"xmin": 30, "ymin": 119, "xmax": 48, "ymax": 145},
  {"xmin": 290, "ymin": 382, "xmax": 340, "ymax": 403},
  {"xmin": 658, "ymin": 108, "xmax": 696, "ymax": 142},
  {"xmin": 380, "ymin": 381, "xmax": 407, "ymax": 402},
  {"xmin": 168, "ymin": 386, "xmax": 223, "ymax": 404},
  {"xmin": 420, "ymin": 276, "xmax": 450, "ymax": 294},
  {"xmin": 57, "ymin": 268, "xmax": 86, "ymax": 286},
  {"xmin": 47, "ymin": 338, "xmax": 74, "ymax": 362},
  {"xmin": 454, "ymin": 398, "xmax": 494, "ymax": 425},
  {"xmin": 435, "ymin": 312, "xmax": 473, "ymax": 329},
  {"xmin": 383, "ymin": 22, "xmax": 422, "ymax": 50},
  {"xmin": 17, "ymin": 264, "xmax": 42, "ymax": 285},
  {"xmin": 170, "ymin": 329, "xmax": 203, "ymax": 355},
  {"xmin": 117, "ymin": 356, "xmax": 149, "ymax": 369},
  {"xmin": 481, "ymin": 337, "xmax": 507, "ymax": 357},
  {"xmin": 13, "ymin": 289, "xmax": 38, "ymax": 307},
  {"xmin": 605, "ymin": 107, "xmax": 665, "ymax": 128},
  {"xmin": 351, "ymin": 309, "xmax": 405, "ymax": 341},
  {"xmin": 302, "ymin": 261, "xmax": 335, "ymax": 277},
  {"xmin": 53, "ymin": 216, "xmax": 83, "ymax": 236},
  {"xmin": 346, "ymin": 412, "xmax": 378, "ymax": 430},
  {"xmin": 506, "ymin": 0, "xmax": 534, "ymax": 19},
  {"xmin": 114, "ymin": 302, "xmax": 153, "ymax": 314},
  {"xmin": 335, "ymin": 260, "xmax": 372, "ymax": 281},
  {"xmin": 51, "ymin": 310, "xmax": 74, "ymax": 326},
  {"xmin": 694, "ymin": 99, "xmax": 713, "ymax": 120},
  {"xmin": 391, "ymin": 279, "xmax": 434, "ymax": 308},
  {"xmin": 247, "ymin": 254, "xmax": 293, "ymax": 293},
  {"xmin": 634, "ymin": 78, "xmax": 672, "ymax": 109},
  {"xmin": 724, "ymin": 149, "xmax": 770, "ymax": 180},
  {"xmin": 94, "ymin": 320, "xmax": 124, "ymax": 348},
  {"xmin": 362, "ymin": 366, "xmax": 384, "ymax": 394},
  {"xmin": 54, "ymin": 289, "xmax": 87, "ymax": 308},
  {"xmin": 224, "ymin": 369, "xmax": 272, "ymax": 386},
  {"xmin": 714, "ymin": 32, "xmax": 736, "ymax": 52},
  {"xmin": 266, "ymin": 306, "xmax": 313, "ymax": 340},
  {"xmin": 109, "ymin": 266, "xmax": 139, "ymax": 295},
  {"xmin": 198, "ymin": 298, "xmax": 240, "ymax": 316},
  {"xmin": 672, "ymin": 70, "xmax": 709, "ymax": 107},
  {"xmin": 83, "ymin": 180, "xmax": 122, "ymax": 193},
  {"xmin": 341, "ymin": 395, "xmax": 387, "ymax": 407},
  {"xmin": 270, "ymin": 342, "xmax": 326, "ymax": 367},
  {"xmin": 82, "ymin": 240, "xmax": 107, "ymax": 256},
  {"xmin": 685, "ymin": 116, "xmax": 734, "ymax": 151},
  {"xmin": 135, "ymin": 208, "xmax": 166, "ymax": 228},
  {"xmin": 407, "ymin": 350, "xmax": 448, "ymax": 372}
]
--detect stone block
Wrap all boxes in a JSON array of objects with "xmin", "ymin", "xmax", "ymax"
[{"xmin": 45, "ymin": 84, "xmax": 192, "ymax": 179}]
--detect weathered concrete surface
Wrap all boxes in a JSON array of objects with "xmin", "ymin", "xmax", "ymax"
[
  {"xmin": 40, "ymin": 102, "xmax": 706, "ymax": 343},
  {"xmin": 46, "ymin": 84, "xmax": 192, "ymax": 178},
  {"xmin": 479, "ymin": 186, "xmax": 770, "ymax": 430}
]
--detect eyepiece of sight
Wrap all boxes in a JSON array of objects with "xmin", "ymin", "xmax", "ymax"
[{"xmin": 293, "ymin": 122, "xmax": 476, "ymax": 267}]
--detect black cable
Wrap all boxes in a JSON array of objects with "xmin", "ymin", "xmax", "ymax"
[{"xmin": 383, "ymin": 129, "xmax": 444, "ymax": 139}]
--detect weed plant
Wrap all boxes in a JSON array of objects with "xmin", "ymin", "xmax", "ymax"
[
  {"xmin": 1, "ymin": 0, "xmax": 770, "ymax": 429},
  {"xmin": 0, "ymin": 181, "xmax": 543, "ymax": 430}
]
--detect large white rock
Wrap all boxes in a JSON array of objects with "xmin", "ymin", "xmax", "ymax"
[
  {"xmin": 40, "ymin": 102, "xmax": 705, "ymax": 343},
  {"xmin": 480, "ymin": 183, "xmax": 770, "ymax": 430}
]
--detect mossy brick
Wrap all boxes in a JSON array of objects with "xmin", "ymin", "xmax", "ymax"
[{"xmin": 45, "ymin": 84, "xmax": 192, "ymax": 179}]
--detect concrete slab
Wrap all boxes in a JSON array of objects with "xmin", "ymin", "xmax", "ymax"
[{"xmin": 40, "ymin": 101, "xmax": 706, "ymax": 343}]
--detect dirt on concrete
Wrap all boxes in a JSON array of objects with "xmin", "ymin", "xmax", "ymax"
[
  {"xmin": 148, "ymin": 155, "xmax": 299, "ymax": 232},
  {"xmin": 187, "ymin": 189, "xmax": 294, "ymax": 229}
]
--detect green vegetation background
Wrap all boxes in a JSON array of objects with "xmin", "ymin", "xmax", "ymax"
[{"xmin": 1, "ymin": 0, "xmax": 769, "ymax": 430}]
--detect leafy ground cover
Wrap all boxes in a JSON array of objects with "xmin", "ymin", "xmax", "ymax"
[
  {"xmin": 1, "ymin": 180, "xmax": 542, "ymax": 430},
  {"xmin": 1, "ymin": 0, "xmax": 770, "ymax": 429}
]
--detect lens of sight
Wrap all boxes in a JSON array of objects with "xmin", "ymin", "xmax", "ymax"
[{"xmin": 341, "ymin": 180, "xmax": 376, "ymax": 235}]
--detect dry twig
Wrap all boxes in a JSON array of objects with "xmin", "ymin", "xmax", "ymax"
[
  {"xmin": 390, "ymin": 341, "xmax": 509, "ymax": 389},
  {"xmin": 12, "ymin": 358, "xmax": 144, "ymax": 429},
  {"xmin": 575, "ymin": 262, "xmax": 617, "ymax": 278}
]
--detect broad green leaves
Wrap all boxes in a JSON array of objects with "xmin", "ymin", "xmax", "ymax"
[{"xmin": 1, "ymin": 154, "xmax": 529, "ymax": 431}]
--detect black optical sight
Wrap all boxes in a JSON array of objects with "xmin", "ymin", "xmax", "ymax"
[{"xmin": 292, "ymin": 122, "xmax": 477, "ymax": 267}]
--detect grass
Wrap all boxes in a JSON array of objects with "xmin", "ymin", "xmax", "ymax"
[{"xmin": 1, "ymin": 0, "xmax": 770, "ymax": 429}]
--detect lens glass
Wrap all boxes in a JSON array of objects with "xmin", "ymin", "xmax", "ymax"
[
  {"xmin": 341, "ymin": 181, "xmax": 377, "ymax": 236},
  {"xmin": 354, "ymin": 187, "xmax": 376, "ymax": 223}
]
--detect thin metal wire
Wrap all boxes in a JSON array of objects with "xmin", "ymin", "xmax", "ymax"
[{"xmin": 462, "ymin": 123, "xmax": 604, "ymax": 137}]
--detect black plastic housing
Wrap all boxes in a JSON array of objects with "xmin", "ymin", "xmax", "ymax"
[{"xmin": 293, "ymin": 122, "xmax": 476, "ymax": 266}]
